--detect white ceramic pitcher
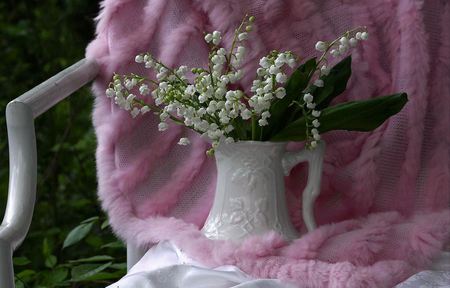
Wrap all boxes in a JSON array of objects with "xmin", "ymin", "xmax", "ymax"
[{"xmin": 201, "ymin": 140, "xmax": 325, "ymax": 241}]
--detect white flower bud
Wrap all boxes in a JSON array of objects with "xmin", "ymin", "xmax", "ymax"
[
  {"xmin": 217, "ymin": 48, "xmax": 226, "ymax": 56},
  {"xmin": 268, "ymin": 65, "xmax": 279, "ymax": 75},
  {"xmin": 263, "ymin": 83, "xmax": 272, "ymax": 93},
  {"xmin": 225, "ymin": 137, "xmax": 235, "ymax": 144},
  {"xmin": 261, "ymin": 111, "xmax": 271, "ymax": 119},
  {"xmin": 241, "ymin": 109, "xmax": 252, "ymax": 120},
  {"xmin": 135, "ymin": 55, "xmax": 144, "ymax": 63},
  {"xmin": 204, "ymin": 33, "xmax": 213, "ymax": 43},
  {"xmin": 263, "ymin": 93, "xmax": 273, "ymax": 101},
  {"xmin": 159, "ymin": 82, "xmax": 168, "ymax": 90},
  {"xmin": 320, "ymin": 65, "xmax": 330, "ymax": 76},
  {"xmin": 360, "ymin": 31, "xmax": 369, "ymax": 40},
  {"xmin": 312, "ymin": 119, "xmax": 320, "ymax": 127},
  {"xmin": 259, "ymin": 57, "xmax": 270, "ymax": 68},
  {"xmin": 178, "ymin": 137, "xmax": 190, "ymax": 145},
  {"xmin": 114, "ymin": 83, "xmax": 123, "ymax": 91},
  {"xmin": 106, "ymin": 88, "xmax": 115, "ymax": 98},
  {"xmin": 307, "ymin": 102, "xmax": 316, "ymax": 109},
  {"xmin": 349, "ymin": 38, "xmax": 358, "ymax": 47},
  {"xmin": 315, "ymin": 41, "xmax": 328, "ymax": 52},
  {"xmin": 131, "ymin": 107, "xmax": 140, "ymax": 118},
  {"xmin": 139, "ymin": 84, "xmax": 150, "ymax": 95},
  {"xmin": 275, "ymin": 87, "xmax": 286, "ymax": 99},
  {"xmin": 287, "ymin": 58, "xmax": 296, "ymax": 68},
  {"xmin": 314, "ymin": 79, "xmax": 324, "ymax": 87},
  {"xmin": 238, "ymin": 32, "xmax": 248, "ymax": 41},
  {"xmin": 312, "ymin": 110, "xmax": 321, "ymax": 117},
  {"xmin": 275, "ymin": 72, "xmax": 287, "ymax": 83},
  {"xmin": 339, "ymin": 37, "xmax": 349, "ymax": 46},
  {"xmin": 338, "ymin": 44, "xmax": 348, "ymax": 54},
  {"xmin": 355, "ymin": 32, "xmax": 362, "ymax": 40},
  {"xmin": 310, "ymin": 141, "xmax": 318, "ymax": 148},
  {"xmin": 234, "ymin": 70, "xmax": 243, "ymax": 80},
  {"xmin": 126, "ymin": 94, "xmax": 136, "ymax": 102},
  {"xmin": 237, "ymin": 46, "xmax": 245, "ymax": 55},
  {"xmin": 274, "ymin": 58, "xmax": 284, "ymax": 68},
  {"xmin": 141, "ymin": 106, "xmax": 150, "ymax": 114},
  {"xmin": 224, "ymin": 125, "xmax": 234, "ymax": 133},
  {"xmin": 257, "ymin": 68, "xmax": 266, "ymax": 76},
  {"xmin": 145, "ymin": 61, "xmax": 154, "ymax": 68},
  {"xmin": 330, "ymin": 49, "xmax": 340, "ymax": 57},
  {"xmin": 158, "ymin": 122, "xmax": 168, "ymax": 131},
  {"xmin": 313, "ymin": 133, "xmax": 321, "ymax": 141},
  {"xmin": 303, "ymin": 93, "xmax": 313, "ymax": 103},
  {"xmin": 258, "ymin": 118, "xmax": 268, "ymax": 126}
]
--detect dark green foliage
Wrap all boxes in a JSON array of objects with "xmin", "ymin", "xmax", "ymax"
[
  {"xmin": 0, "ymin": 1, "xmax": 127, "ymax": 287},
  {"xmin": 269, "ymin": 55, "xmax": 407, "ymax": 142},
  {"xmin": 271, "ymin": 93, "xmax": 408, "ymax": 141},
  {"xmin": 313, "ymin": 56, "xmax": 352, "ymax": 109},
  {"xmin": 262, "ymin": 58, "xmax": 317, "ymax": 139}
]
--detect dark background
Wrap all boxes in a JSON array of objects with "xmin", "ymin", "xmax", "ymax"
[{"xmin": 1, "ymin": 1, "xmax": 126, "ymax": 286}]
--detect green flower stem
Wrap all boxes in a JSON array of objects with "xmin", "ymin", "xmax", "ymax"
[
  {"xmin": 225, "ymin": 15, "xmax": 248, "ymax": 74},
  {"xmin": 251, "ymin": 114, "xmax": 256, "ymax": 140},
  {"xmin": 132, "ymin": 98, "xmax": 183, "ymax": 125},
  {"xmin": 130, "ymin": 73, "xmax": 159, "ymax": 86},
  {"xmin": 152, "ymin": 59, "xmax": 187, "ymax": 86},
  {"xmin": 315, "ymin": 26, "xmax": 366, "ymax": 73}
]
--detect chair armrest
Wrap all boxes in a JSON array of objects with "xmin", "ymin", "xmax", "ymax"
[{"xmin": 0, "ymin": 58, "xmax": 99, "ymax": 287}]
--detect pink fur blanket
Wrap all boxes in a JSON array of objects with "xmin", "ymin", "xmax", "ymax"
[{"xmin": 86, "ymin": 0, "xmax": 450, "ymax": 287}]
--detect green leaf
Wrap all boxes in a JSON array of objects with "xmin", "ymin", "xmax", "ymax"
[
  {"xmin": 16, "ymin": 269, "xmax": 36, "ymax": 280},
  {"xmin": 13, "ymin": 257, "xmax": 31, "ymax": 266},
  {"xmin": 100, "ymin": 219, "xmax": 109, "ymax": 230},
  {"xmin": 271, "ymin": 93, "xmax": 408, "ymax": 141},
  {"xmin": 264, "ymin": 58, "xmax": 317, "ymax": 139},
  {"xmin": 62, "ymin": 222, "xmax": 94, "ymax": 249},
  {"xmin": 70, "ymin": 262, "xmax": 112, "ymax": 281},
  {"xmin": 47, "ymin": 267, "xmax": 68, "ymax": 284},
  {"xmin": 69, "ymin": 255, "xmax": 114, "ymax": 264},
  {"xmin": 313, "ymin": 56, "xmax": 352, "ymax": 109},
  {"xmin": 101, "ymin": 241, "xmax": 125, "ymax": 249},
  {"xmin": 75, "ymin": 271, "xmax": 124, "ymax": 281},
  {"xmin": 81, "ymin": 216, "xmax": 99, "ymax": 224},
  {"xmin": 110, "ymin": 262, "xmax": 127, "ymax": 270},
  {"xmin": 42, "ymin": 238, "xmax": 52, "ymax": 257},
  {"xmin": 45, "ymin": 255, "xmax": 57, "ymax": 268}
]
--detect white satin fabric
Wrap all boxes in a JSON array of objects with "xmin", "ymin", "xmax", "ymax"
[
  {"xmin": 107, "ymin": 241, "xmax": 296, "ymax": 288},
  {"xmin": 108, "ymin": 242, "xmax": 450, "ymax": 288}
]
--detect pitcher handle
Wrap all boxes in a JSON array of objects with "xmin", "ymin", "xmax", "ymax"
[{"xmin": 282, "ymin": 141, "xmax": 326, "ymax": 231}]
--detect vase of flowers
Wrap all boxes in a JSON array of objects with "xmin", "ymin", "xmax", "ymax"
[
  {"xmin": 105, "ymin": 15, "xmax": 407, "ymax": 241},
  {"xmin": 201, "ymin": 140, "xmax": 325, "ymax": 241}
]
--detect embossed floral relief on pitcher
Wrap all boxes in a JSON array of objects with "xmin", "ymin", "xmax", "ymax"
[{"xmin": 202, "ymin": 141, "xmax": 325, "ymax": 241}]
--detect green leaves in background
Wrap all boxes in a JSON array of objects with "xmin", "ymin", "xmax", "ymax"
[
  {"xmin": 63, "ymin": 217, "xmax": 97, "ymax": 249},
  {"xmin": 0, "ymin": 1, "xmax": 127, "ymax": 287},
  {"xmin": 271, "ymin": 93, "xmax": 408, "ymax": 141},
  {"xmin": 14, "ymin": 217, "xmax": 126, "ymax": 288}
]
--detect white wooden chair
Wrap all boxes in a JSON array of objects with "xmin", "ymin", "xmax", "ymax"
[{"xmin": 0, "ymin": 59, "xmax": 146, "ymax": 287}]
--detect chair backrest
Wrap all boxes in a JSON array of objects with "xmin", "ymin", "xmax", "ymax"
[
  {"xmin": 0, "ymin": 59, "xmax": 99, "ymax": 287},
  {"xmin": 86, "ymin": 0, "xmax": 450, "ymax": 258}
]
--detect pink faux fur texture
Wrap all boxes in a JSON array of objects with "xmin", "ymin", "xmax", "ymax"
[{"xmin": 86, "ymin": 0, "xmax": 450, "ymax": 287}]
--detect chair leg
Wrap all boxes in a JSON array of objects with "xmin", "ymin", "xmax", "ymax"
[{"xmin": 0, "ymin": 239, "xmax": 14, "ymax": 288}]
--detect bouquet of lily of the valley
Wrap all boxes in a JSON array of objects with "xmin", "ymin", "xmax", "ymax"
[{"xmin": 106, "ymin": 15, "xmax": 407, "ymax": 154}]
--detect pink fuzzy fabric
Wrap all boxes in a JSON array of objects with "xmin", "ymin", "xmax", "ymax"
[{"xmin": 86, "ymin": 0, "xmax": 450, "ymax": 287}]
